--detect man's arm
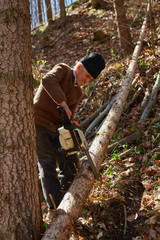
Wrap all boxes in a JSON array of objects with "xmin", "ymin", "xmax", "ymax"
[
  {"xmin": 60, "ymin": 101, "xmax": 72, "ymax": 119},
  {"xmin": 41, "ymin": 64, "xmax": 67, "ymax": 105}
]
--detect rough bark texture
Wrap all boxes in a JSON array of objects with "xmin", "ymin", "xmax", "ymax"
[
  {"xmin": 141, "ymin": 72, "xmax": 160, "ymax": 120},
  {"xmin": 42, "ymin": 7, "xmax": 148, "ymax": 240},
  {"xmin": 45, "ymin": 0, "xmax": 53, "ymax": 24},
  {"xmin": 0, "ymin": 1, "xmax": 41, "ymax": 239},
  {"xmin": 86, "ymin": 95, "xmax": 116, "ymax": 134},
  {"xmin": 80, "ymin": 101, "xmax": 109, "ymax": 130},
  {"xmin": 92, "ymin": 0, "xmax": 103, "ymax": 9},
  {"xmin": 38, "ymin": 0, "xmax": 43, "ymax": 24},
  {"xmin": 59, "ymin": 0, "xmax": 66, "ymax": 22},
  {"xmin": 113, "ymin": 0, "xmax": 134, "ymax": 55}
]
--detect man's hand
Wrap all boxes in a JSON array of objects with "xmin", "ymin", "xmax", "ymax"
[{"xmin": 60, "ymin": 101, "xmax": 72, "ymax": 119}]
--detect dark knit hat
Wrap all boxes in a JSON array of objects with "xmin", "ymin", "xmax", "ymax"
[{"xmin": 80, "ymin": 52, "xmax": 105, "ymax": 79}]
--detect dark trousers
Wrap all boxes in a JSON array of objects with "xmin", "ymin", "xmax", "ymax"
[{"xmin": 36, "ymin": 125, "xmax": 79, "ymax": 208}]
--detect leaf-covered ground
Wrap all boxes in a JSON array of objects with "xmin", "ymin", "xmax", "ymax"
[{"xmin": 32, "ymin": 0, "xmax": 160, "ymax": 239}]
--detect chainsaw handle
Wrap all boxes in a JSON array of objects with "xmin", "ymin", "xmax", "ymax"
[
  {"xmin": 57, "ymin": 106, "xmax": 72, "ymax": 127},
  {"xmin": 71, "ymin": 120, "xmax": 79, "ymax": 126}
]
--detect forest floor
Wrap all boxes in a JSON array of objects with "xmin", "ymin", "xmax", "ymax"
[{"xmin": 32, "ymin": 0, "xmax": 160, "ymax": 239}]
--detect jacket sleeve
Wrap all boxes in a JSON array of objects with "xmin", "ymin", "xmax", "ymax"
[{"xmin": 41, "ymin": 64, "xmax": 67, "ymax": 105}]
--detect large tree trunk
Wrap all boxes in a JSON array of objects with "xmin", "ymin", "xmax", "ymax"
[
  {"xmin": 42, "ymin": 6, "xmax": 149, "ymax": 240},
  {"xmin": 45, "ymin": 0, "xmax": 53, "ymax": 24},
  {"xmin": 113, "ymin": 0, "xmax": 134, "ymax": 56},
  {"xmin": 0, "ymin": 0, "xmax": 41, "ymax": 239}
]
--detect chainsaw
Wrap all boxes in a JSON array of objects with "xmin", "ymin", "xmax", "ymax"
[{"xmin": 57, "ymin": 106, "xmax": 99, "ymax": 179}]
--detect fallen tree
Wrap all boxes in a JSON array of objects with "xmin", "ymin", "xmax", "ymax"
[
  {"xmin": 141, "ymin": 72, "xmax": 160, "ymax": 120},
  {"xmin": 86, "ymin": 95, "xmax": 117, "ymax": 135},
  {"xmin": 80, "ymin": 100, "xmax": 109, "ymax": 130},
  {"xmin": 105, "ymin": 71, "xmax": 160, "ymax": 155},
  {"xmin": 42, "ymin": 6, "xmax": 149, "ymax": 240},
  {"xmin": 84, "ymin": 73, "xmax": 140, "ymax": 136}
]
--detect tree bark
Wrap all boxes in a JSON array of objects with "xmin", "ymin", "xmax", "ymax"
[
  {"xmin": 53, "ymin": 0, "xmax": 57, "ymax": 14},
  {"xmin": 124, "ymin": 86, "xmax": 143, "ymax": 111},
  {"xmin": 86, "ymin": 95, "xmax": 117, "ymax": 135},
  {"xmin": 113, "ymin": 0, "xmax": 134, "ymax": 56},
  {"xmin": 42, "ymin": 6, "xmax": 148, "ymax": 240},
  {"xmin": 38, "ymin": 0, "xmax": 43, "ymax": 24},
  {"xmin": 0, "ymin": 0, "xmax": 41, "ymax": 239},
  {"xmin": 141, "ymin": 72, "xmax": 160, "ymax": 120},
  {"xmin": 92, "ymin": 0, "xmax": 103, "ymax": 9},
  {"xmin": 80, "ymin": 100, "xmax": 109, "ymax": 130},
  {"xmin": 45, "ymin": 0, "xmax": 53, "ymax": 24},
  {"xmin": 59, "ymin": 0, "xmax": 66, "ymax": 22}
]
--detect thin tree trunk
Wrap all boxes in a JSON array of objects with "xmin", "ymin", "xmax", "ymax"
[
  {"xmin": 59, "ymin": 0, "xmax": 66, "ymax": 22},
  {"xmin": 0, "ymin": 0, "xmax": 41, "ymax": 239},
  {"xmin": 86, "ymin": 95, "xmax": 117, "ymax": 135},
  {"xmin": 45, "ymin": 0, "xmax": 53, "ymax": 24},
  {"xmin": 124, "ymin": 85, "xmax": 143, "ymax": 111},
  {"xmin": 113, "ymin": 0, "xmax": 134, "ymax": 56},
  {"xmin": 141, "ymin": 72, "xmax": 160, "ymax": 120},
  {"xmin": 38, "ymin": 0, "xmax": 43, "ymax": 24},
  {"xmin": 80, "ymin": 100, "xmax": 109, "ymax": 130},
  {"xmin": 53, "ymin": 0, "xmax": 57, "ymax": 14},
  {"xmin": 141, "ymin": 87, "xmax": 151, "ymax": 111},
  {"xmin": 42, "ymin": 5, "xmax": 149, "ymax": 240}
]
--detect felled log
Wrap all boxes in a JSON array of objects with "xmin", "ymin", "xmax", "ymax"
[
  {"xmin": 80, "ymin": 100, "xmax": 109, "ymax": 130},
  {"xmin": 86, "ymin": 95, "xmax": 117, "ymax": 135},
  {"xmin": 141, "ymin": 69, "xmax": 153, "ymax": 111},
  {"xmin": 42, "ymin": 7, "xmax": 148, "ymax": 240},
  {"xmin": 85, "ymin": 73, "xmax": 140, "ymax": 135},
  {"xmin": 107, "ymin": 73, "xmax": 159, "ymax": 155},
  {"xmin": 141, "ymin": 87, "xmax": 151, "ymax": 111},
  {"xmin": 124, "ymin": 86, "xmax": 143, "ymax": 111},
  {"xmin": 75, "ymin": 78, "xmax": 102, "ymax": 118},
  {"xmin": 141, "ymin": 72, "xmax": 160, "ymax": 120}
]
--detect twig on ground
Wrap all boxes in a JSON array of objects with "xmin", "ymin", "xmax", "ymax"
[
  {"xmin": 107, "ymin": 132, "xmax": 140, "ymax": 154},
  {"xmin": 101, "ymin": 148, "xmax": 135, "ymax": 169}
]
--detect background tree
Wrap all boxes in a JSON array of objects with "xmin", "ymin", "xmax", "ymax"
[
  {"xmin": 59, "ymin": 0, "xmax": 66, "ymax": 23},
  {"xmin": 45, "ymin": 0, "xmax": 53, "ymax": 24},
  {"xmin": 113, "ymin": 0, "xmax": 134, "ymax": 56},
  {"xmin": 0, "ymin": 0, "xmax": 41, "ymax": 239},
  {"xmin": 53, "ymin": 0, "xmax": 58, "ymax": 15},
  {"xmin": 92, "ymin": 0, "xmax": 103, "ymax": 9},
  {"xmin": 38, "ymin": 0, "xmax": 43, "ymax": 24}
]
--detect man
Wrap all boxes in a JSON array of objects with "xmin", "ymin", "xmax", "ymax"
[{"xmin": 34, "ymin": 52, "xmax": 105, "ymax": 213}]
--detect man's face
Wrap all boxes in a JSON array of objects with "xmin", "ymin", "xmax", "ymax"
[{"xmin": 76, "ymin": 64, "xmax": 93, "ymax": 87}]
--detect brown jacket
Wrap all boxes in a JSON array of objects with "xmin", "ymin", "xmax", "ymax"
[{"xmin": 34, "ymin": 63, "xmax": 82, "ymax": 132}]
